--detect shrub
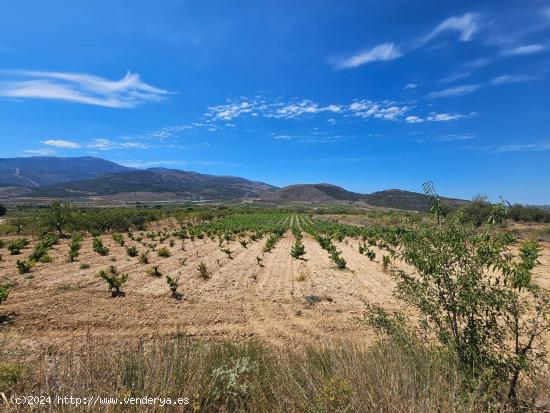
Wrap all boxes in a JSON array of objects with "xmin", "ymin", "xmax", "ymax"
[
  {"xmin": 146, "ymin": 265, "xmax": 162, "ymax": 277},
  {"xmin": 221, "ymin": 248, "xmax": 233, "ymax": 259},
  {"xmin": 263, "ymin": 234, "xmax": 280, "ymax": 253},
  {"xmin": 112, "ymin": 232, "xmax": 125, "ymax": 246},
  {"xmin": 0, "ymin": 283, "xmax": 9, "ymax": 304},
  {"xmin": 126, "ymin": 245, "xmax": 138, "ymax": 257},
  {"xmin": 0, "ymin": 204, "xmax": 6, "ymax": 217},
  {"xmin": 98, "ymin": 266, "xmax": 128, "ymax": 297},
  {"xmin": 79, "ymin": 263, "xmax": 90, "ymax": 270},
  {"xmin": 157, "ymin": 247, "xmax": 171, "ymax": 258},
  {"xmin": 366, "ymin": 250, "xmax": 376, "ymax": 261},
  {"xmin": 239, "ymin": 239, "xmax": 248, "ymax": 248},
  {"xmin": 197, "ymin": 261, "xmax": 209, "ymax": 279},
  {"xmin": 8, "ymin": 238, "xmax": 29, "ymax": 255},
  {"xmin": 16, "ymin": 259, "xmax": 35, "ymax": 274},
  {"xmin": 290, "ymin": 240, "xmax": 306, "ymax": 259},
  {"xmin": 166, "ymin": 275, "xmax": 180, "ymax": 298},
  {"xmin": 139, "ymin": 251, "xmax": 149, "ymax": 264},
  {"xmin": 92, "ymin": 237, "xmax": 109, "ymax": 256},
  {"xmin": 330, "ymin": 250, "xmax": 346, "ymax": 269},
  {"xmin": 69, "ymin": 235, "xmax": 83, "ymax": 261}
]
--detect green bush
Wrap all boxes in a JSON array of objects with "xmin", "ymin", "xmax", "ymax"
[
  {"xmin": 16, "ymin": 259, "xmax": 35, "ymax": 274},
  {"xmin": 0, "ymin": 283, "xmax": 10, "ymax": 304},
  {"xmin": 290, "ymin": 240, "xmax": 305, "ymax": 259},
  {"xmin": 166, "ymin": 274, "xmax": 180, "ymax": 298},
  {"xmin": 98, "ymin": 266, "xmax": 128, "ymax": 297},
  {"xmin": 69, "ymin": 235, "xmax": 83, "ymax": 261},
  {"xmin": 126, "ymin": 245, "xmax": 138, "ymax": 257},
  {"xmin": 93, "ymin": 237, "xmax": 109, "ymax": 256},
  {"xmin": 8, "ymin": 238, "xmax": 29, "ymax": 255},
  {"xmin": 112, "ymin": 232, "xmax": 125, "ymax": 246},
  {"xmin": 157, "ymin": 247, "xmax": 171, "ymax": 258}
]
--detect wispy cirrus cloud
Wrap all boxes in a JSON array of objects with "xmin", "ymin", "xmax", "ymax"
[
  {"xmin": 493, "ymin": 143, "xmax": 550, "ymax": 153},
  {"xmin": 334, "ymin": 43, "xmax": 402, "ymax": 70},
  {"xmin": 429, "ymin": 84, "xmax": 482, "ymax": 98},
  {"xmin": 43, "ymin": 139, "xmax": 81, "ymax": 148},
  {"xmin": 87, "ymin": 138, "xmax": 149, "ymax": 150},
  {"xmin": 502, "ymin": 44, "xmax": 546, "ymax": 56},
  {"xmin": 0, "ymin": 70, "xmax": 169, "ymax": 108},
  {"xmin": 423, "ymin": 12, "xmax": 480, "ymax": 43},
  {"xmin": 333, "ymin": 12, "xmax": 480, "ymax": 69},
  {"xmin": 489, "ymin": 74, "xmax": 535, "ymax": 85}
]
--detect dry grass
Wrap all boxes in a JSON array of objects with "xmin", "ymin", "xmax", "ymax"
[{"xmin": 2, "ymin": 332, "xmax": 544, "ymax": 412}]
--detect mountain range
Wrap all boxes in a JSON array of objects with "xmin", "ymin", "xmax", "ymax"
[{"xmin": 0, "ymin": 156, "xmax": 466, "ymax": 211}]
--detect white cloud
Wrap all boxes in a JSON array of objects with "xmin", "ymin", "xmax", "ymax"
[
  {"xmin": 0, "ymin": 70, "xmax": 169, "ymax": 108},
  {"xmin": 490, "ymin": 74, "xmax": 534, "ymax": 85},
  {"xmin": 404, "ymin": 83, "xmax": 418, "ymax": 90},
  {"xmin": 87, "ymin": 138, "xmax": 149, "ymax": 150},
  {"xmin": 541, "ymin": 7, "xmax": 550, "ymax": 21},
  {"xmin": 424, "ymin": 13, "xmax": 480, "ymax": 43},
  {"xmin": 348, "ymin": 100, "xmax": 409, "ymax": 121},
  {"xmin": 406, "ymin": 112, "xmax": 474, "ymax": 123},
  {"xmin": 494, "ymin": 143, "xmax": 550, "ymax": 153},
  {"xmin": 23, "ymin": 148, "xmax": 56, "ymax": 156},
  {"xmin": 334, "ymin": 43, "xmax": 402, "ymax": 69},
  {"xmin": 43, "ymin": 139, "xmax": 81, "ymax": 148},
  {"xmin": 405, "ymin": 115, "xmax": 424, "ymax": 123},
  {"xmin": 429, "ymin": 84, "xmax": 481, "ymax": 98},
  {"xmin": 502, "ymin": 44, "xmax": 545, "ymax": 56}
]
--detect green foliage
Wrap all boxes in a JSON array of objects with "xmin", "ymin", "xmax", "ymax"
[
  {"xmin": 239, "ymin": 239, "xmax": 248, "ymax": 248},
  {"xmin": 8, "ymin": 238, "xmax": 29, "ymax": 255},
  {"xmin": 0, "ymin": 362, "xmax": 22, "ymax": 392},
  {"xmin": 221, "ymin": 248, "xmax": 233, "ymax": 259},
  {"xmin": 0, "ymin": 283, "xmax": 10, "ymax": 304},
  {"xmin": 126, "ymin": 245, "xmax": 138, "ymax": 257},
  {"xmin": 387, "ymin": 221, "xmax": 550, "ymax": 402},
  {"xmin": 382, "ymin": 255, "xmax": 390, "ymax": 272},
  {"xmin": 263, "ymin": 234, "xmax": 281, "ymax": 253},
  {"xmin": 79, "ymin": 263, "xmax": 90, "ymax": 270},
  {"xmin": 69, "ymin": 235, "xmax": 83, "ymax": 261},
  {"xmin": 98, "ymin": 266, "xmax": 128, "ymax": 297},
  {"xmin": 146, "ymin": 265, "xmax": 162, "ymax": 277},
  {"xmin": 166, "ymin": 274, "xmax": 180, "ymax": 298},
  {"xmin": 16, "ymin": 259, "xmax": 35, "ymax": 274},
  {"xmin": 92, "ymin": 237, "xmax": 109, "ymax": 256},
  {"xmin": 29, "ymin": 235, "xmax": 57, "ymax": 262},
  {"xmin": 290, "ymin": 240, "xmax": 306, "ymax": 259},
  {"xmin": 38, "ymin": 201, "xmax": 76, "ymax": 236},
  {"xmin": 112, "ymin": 232, "xmax": 125, "ymax": 246},
  {"xmin": 157, "ymin": 246, "xmax": 171, "ymax": 257},
  {"xmin": 330, "ymin": 249, "xmax": 346, "ymax": 269}
]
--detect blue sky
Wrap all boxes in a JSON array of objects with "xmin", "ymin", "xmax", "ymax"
[{"xmin": 0, "ymin": 0, "xmax": 549, "ymax": 203}]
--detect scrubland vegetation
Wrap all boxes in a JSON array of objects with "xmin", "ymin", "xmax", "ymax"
[{"xmin": 0, "ymin": 191, "xmax": 549, "ymax": 412}]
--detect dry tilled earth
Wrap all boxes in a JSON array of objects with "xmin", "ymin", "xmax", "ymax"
[{"xmin": 1, "ymin": 214, "xmax": 549, "ymax": 351}]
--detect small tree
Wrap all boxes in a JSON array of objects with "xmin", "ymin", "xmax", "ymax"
[
  {"xmin": 146, "ymin": 265, "xmax": 162, "ymax": 277},
  {"xmin": 126, "ymin": 245, "xmax": 138, "ymax": 257},
  {"xmin": 39, "ymin": 201, "xmax": 76, "ymax": 237},
  {"xmin": 99, "ymin": 266, "xmax": 128, "ymax": 297}
]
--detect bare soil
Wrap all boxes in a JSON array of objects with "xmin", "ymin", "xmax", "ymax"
[{"xmin": 1, "ymin": 233, "xmax": 549, "ymax": 350}]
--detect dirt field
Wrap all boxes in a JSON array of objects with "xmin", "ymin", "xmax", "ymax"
[{"xmin": 1, "ymin": 232, "xmax": 549, "ymax": 351}]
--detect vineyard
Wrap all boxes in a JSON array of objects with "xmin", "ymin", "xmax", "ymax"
[{"xmin": 1, "ymin": 207, "xmax": 550, "ymax": 410}]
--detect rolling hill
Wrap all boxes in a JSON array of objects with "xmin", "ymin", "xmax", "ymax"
[
  {"xmin": 28, "ymin": 168, "xmax": 278, "ymax": 200},
  {"xmin": 0, "ymin": 156, "xmax": 131, "ymax": 187},
  {"xmin": 0, "ymin": 156, "xmax": 469, "ymax": 210}
]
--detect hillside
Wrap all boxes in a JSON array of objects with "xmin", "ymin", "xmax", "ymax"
[
  {"xmin": 264, "ymin": 184, "xmax": 363, "ymax": 203},
  {"xmin": 365, "ymin": 189, "xmax": 467, "ymax": 210},
  {"xmin": 0, "ymin": 156, "xmax": 131, "ymax": 187},
  {"xmin": 29, "ymin": 168, "xmax": 278, "ymax": 199}
]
